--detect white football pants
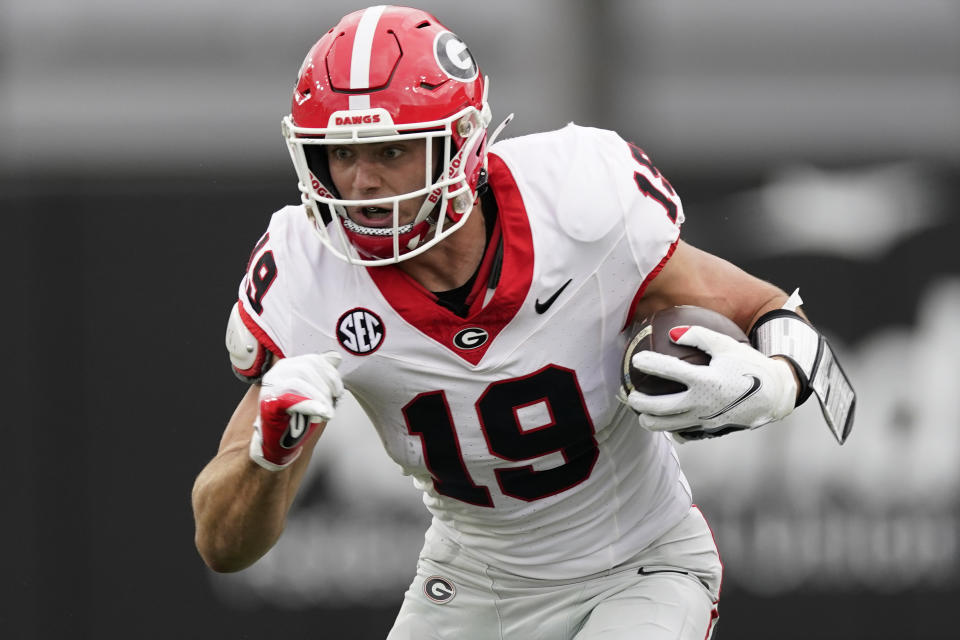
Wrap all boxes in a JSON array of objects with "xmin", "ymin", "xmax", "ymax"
[{"xmin": 387, "ymin": 506, "xmax": 722, "ymax": 640}]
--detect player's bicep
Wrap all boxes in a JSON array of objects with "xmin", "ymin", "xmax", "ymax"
[{"xmin": 636, "ymin": 240, "xmax": 788, "ymax": 332}]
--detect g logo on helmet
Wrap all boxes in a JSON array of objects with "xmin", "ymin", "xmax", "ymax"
[{"xmin": 434, "ymin": 32, "xmax": 478, "ymax": 82}]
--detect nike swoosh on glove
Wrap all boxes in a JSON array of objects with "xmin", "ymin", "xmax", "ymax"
[
  {"xmin": 625, "ymin": 325, "xmax": 796, "ymax": 441},
  {"xmin": 250, "ymin": 352, "xmax": 345, "ymax": 471}
]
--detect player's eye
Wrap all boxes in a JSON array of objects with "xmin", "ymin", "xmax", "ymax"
[
  {"xmin": 328, "ymin": 146, "xmax": 352, "ymax": 161},
  {"xmin": 382, "ymin": 145, "xmax": 405, "ymax": 160}
]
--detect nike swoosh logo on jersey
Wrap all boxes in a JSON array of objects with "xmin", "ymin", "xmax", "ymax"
[
  {"xmin": 534, "ymin": 279, "xmax": 573, "ymax": 314},
  {"xmin": 638, "ymin": 567, "xmax": 711, "ymax": 590},
  {"xmin": 638, "ymin": 567, "xmax": 690, "ymax": 577},
  {"xmin": 699, "ymin": 375, "xmax": 763, "ymax": 420}
]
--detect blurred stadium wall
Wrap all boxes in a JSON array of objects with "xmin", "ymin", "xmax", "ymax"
[{"xmin": 4, "ymin": 1, "xmax": 958, "ymax": 638}]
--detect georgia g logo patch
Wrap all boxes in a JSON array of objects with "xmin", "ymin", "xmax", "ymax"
[
  {"xmin": 453, "ymin": 327, "xmax": 489, "ymax": 350},
  {"xmin": 434, "ymin": 31, "xmax": 478, "ymax": 82},
  {"xmin": 424, "ymin": 576, "xmax": 456, "ymax": 604},
  {"xmin": 337, "ymin": 308, "xmax": 385, "ymax": 355}
]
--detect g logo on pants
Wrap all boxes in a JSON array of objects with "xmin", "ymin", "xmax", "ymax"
[{"xmin": 424, "ymin": 576, "xmax": 456, "ymax": 604}]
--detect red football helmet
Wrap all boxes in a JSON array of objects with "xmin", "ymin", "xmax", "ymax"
[{"xmin": 282, "ymin": 5, "xmax": 493, "ymax": 265}]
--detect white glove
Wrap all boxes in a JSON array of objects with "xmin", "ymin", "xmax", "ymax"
[
  {"xmin": 626, "ymin": 325, "xmax": 797, "ymax": 440},
  {"xmin": 250, "ymin": 352, "xmax": 344, "ymax": 471}
]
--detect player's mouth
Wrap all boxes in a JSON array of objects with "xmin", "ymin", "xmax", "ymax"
[{"xmin": 349, "ymin": 206, "xmax": 395, "ymax": 227}]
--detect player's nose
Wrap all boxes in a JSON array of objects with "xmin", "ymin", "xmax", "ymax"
[{"xmin": 350, "ymin": 157, "xmax": 384, "ymax": 194}]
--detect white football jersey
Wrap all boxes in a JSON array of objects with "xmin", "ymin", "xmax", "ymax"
[{"xmin": 235, "ymin": 124, "xmax": 693, "ymax": 579}]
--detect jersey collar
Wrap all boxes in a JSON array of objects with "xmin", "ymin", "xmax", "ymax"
[{"xmin": 366, "ymin": 153, "xmax": 533, "ymax": 365}]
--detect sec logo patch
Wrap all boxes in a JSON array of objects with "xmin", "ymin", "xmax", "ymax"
[
  {"xmin": 337, "ymin": 308, "xmax": 384, "ymax": 355},
  {"xmin": 424, "ymin": 576, "xmax": 456, "ymax": 604}
]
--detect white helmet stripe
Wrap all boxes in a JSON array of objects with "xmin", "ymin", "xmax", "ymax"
[
  {"xmin": 349, "ymin": 95, "xmax": 371, "ymax": 110},
  {"xmin": 350, "ymin": 5, "xmax": 387, "ymax": 91}
]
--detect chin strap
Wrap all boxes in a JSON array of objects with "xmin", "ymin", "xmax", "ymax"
[{"xmin": 749, "ymin": 289, "xmax": 856, "ymax": 444}]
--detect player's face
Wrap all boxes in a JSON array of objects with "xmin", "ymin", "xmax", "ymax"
[{"xmin": 327, "ymin": 140, "xmax": 435, "ymax": 228}]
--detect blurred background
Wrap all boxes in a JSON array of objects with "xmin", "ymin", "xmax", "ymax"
[{"xmin": 3, "ymin": 0, "xmax": 959, "ymax": 638}]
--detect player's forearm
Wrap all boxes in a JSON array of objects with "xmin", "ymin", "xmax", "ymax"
[{"xmin": 192, "ymin": 448, "xmax": 293, "ymax": 572}]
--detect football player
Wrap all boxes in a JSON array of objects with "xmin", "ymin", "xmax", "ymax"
[{"xmin": 192, "ymin": 6, "xmax": 854, "ymax": 639}]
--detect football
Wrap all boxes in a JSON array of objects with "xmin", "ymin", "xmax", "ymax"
[{"xmin": 621, "ymin": 305, "xmax": 749, "ymax": 396}]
